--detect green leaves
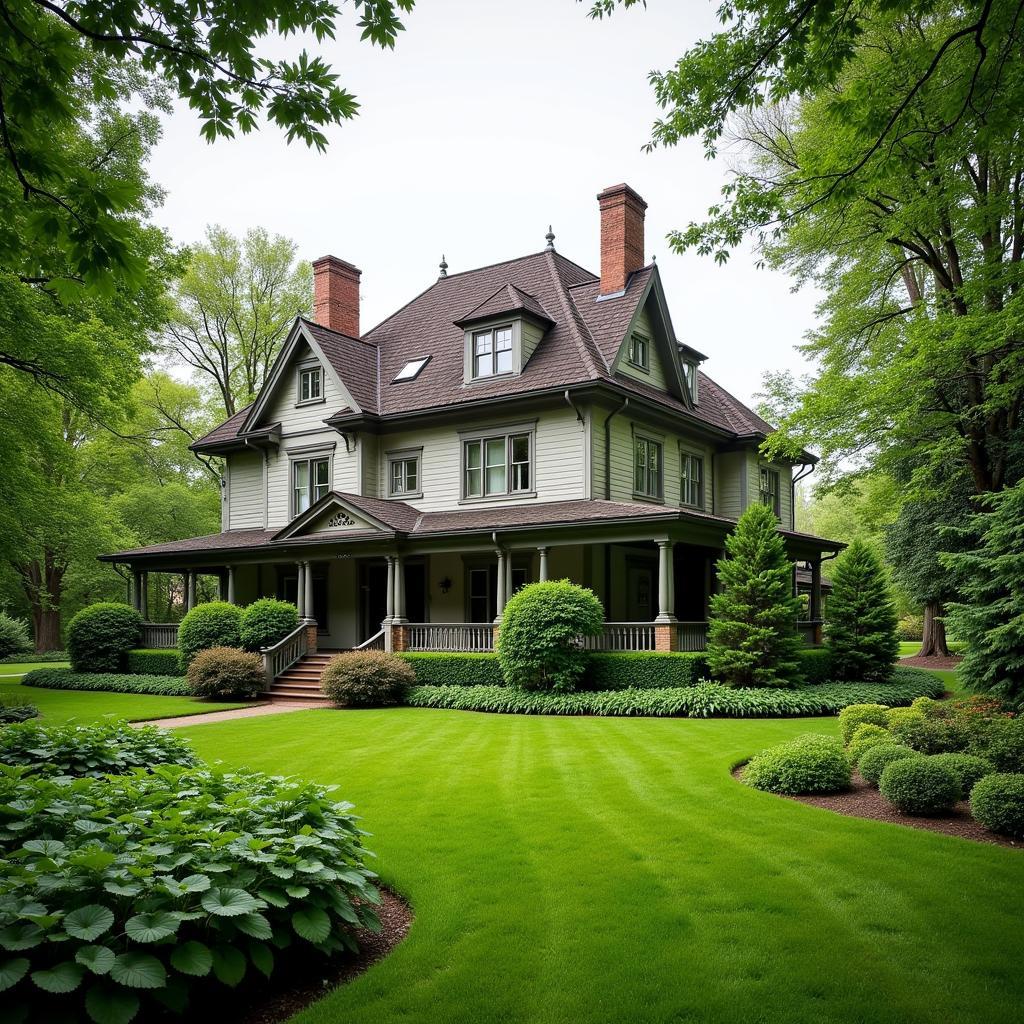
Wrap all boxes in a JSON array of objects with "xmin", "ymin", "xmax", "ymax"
[
  {"xmin": 85, "ymin": 984, "xmax": 140, "ymax": 1024},
  {"xmin": 211, "ymin": 945, "xmax": 247, "ymax": 987},
  {"xmin": 110, "ymin": 953, "xmax": 166, "ymax": 990},
  {"xmin": 169, "ymin": 941, "xmax": 212, "ymax": 977},
  {"xmin": 0, "ymin": 957, "xmax": 29, "ymax": 992},
  {"xmin": 32, "ymin": 961, "xmax": 85, "ymax": 993},
  {"xmin": 201, "ymin": 887, "xmax": 261, "ymax": 918},
  {"xmin": 65, "ymin": 905, "xmax": 115, "ymax": 942},
  {"xmin": 76, "ymin": 945, "xmax": 116, "ymax": 976},
  {"xmin": 291, "ymin": 907, "xmax": 331, "ymax": 944},
  {"xmin": 124, "ymin": 912, "xmax": 180, "ymax": 944}
]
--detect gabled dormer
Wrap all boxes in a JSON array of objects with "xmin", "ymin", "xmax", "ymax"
[
  {"xmin": 454, "ymin": 284, "xmax": 554, "ymax": 385},
  {"xmin": 677, "ymin": 342, "xmax": 707, "ymax": 406}
]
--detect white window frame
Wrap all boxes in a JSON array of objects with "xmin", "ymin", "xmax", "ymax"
[
  {"xmin": 759, "ymin": 466, "xmax": 781, "ymax": 517},
  {"xmin": 461, "ymin": 429, "xmax": 534, "ymax": 501},
  {"xmin": 628, "ymin": 332, "xmax": 650, "ymax": 372},
  {"xmin": 471, "ymin": 324, "xmax": 514, "ymax": 380},
  {"xmin": 291, "ymin": 455, "xmax": 331, "ymax": 516},
  {"xmin": 680, "ymin": 451, "xmax": 704, "ymax": 509},
  {"xmin": 387, "ymin": 448, "xmax": 422, "ymax": 498},
  {"xmin": 682, "ymin": 360, "xmax": 698, "ymax": 402},
  {"xmin": 633, "ymin": 434, "xmax": 663, "ymax": 500}
]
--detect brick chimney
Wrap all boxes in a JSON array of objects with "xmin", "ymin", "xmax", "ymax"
[
  {"xmin": 312, "ymin": 255, "xmax": 361, "ymax": 337},
  {"xmin": 597, "ymin": 184, "xmax": 647, "ymax": 295}
]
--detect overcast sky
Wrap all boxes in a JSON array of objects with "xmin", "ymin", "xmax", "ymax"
[{"xmin": 148, "ymin": 0, "xmax": 819, "ymax": 408}]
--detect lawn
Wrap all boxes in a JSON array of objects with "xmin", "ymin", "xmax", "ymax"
[{"xmin": 181, "ymin": 709, "xmax": 1024, "ymax": 1024}]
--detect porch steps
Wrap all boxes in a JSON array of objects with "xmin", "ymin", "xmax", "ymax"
[{"xmin": 266, "ymin": 651, "xmax": 338, "ymax": 703}]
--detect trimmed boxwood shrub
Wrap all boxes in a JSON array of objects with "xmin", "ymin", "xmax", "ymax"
[
  {"xmin": 879, "ymin": 757, "xmax": 961, "ymax": 815},
  {"xmin": 886, "ymin": 707, "xmax": 954, "ymax": 753},
  {"xmin": 838, "ymin": 703, "xmax": 891, "ymax": 744},
  {"xmin": 322, "ymin": 650, "xmax": 414, "ymax": 707},
  {"xmin": 497, "ymin": 580, "xmax": 604, "ymax": 692},
  {"xmin": 126, "ymin": 648, "xmax": 185, "ymax": 676},
  {"xmin": 177, "ymin": 601, "xmax": 242, "ymax": 668},
  {"xmin": 399, "ymin": 652, "xmax": 504, "ymax": 687},
  {"xmin": 22, "ymin": 668, "xmax": 190, "ymax": 696},
  {"xmin": 0, "ymin": 611, "xmax": 31, "ymax": 659},
  {"xmin": 588, "ymin": 651, "xmax": 709, "ymax": 690},
  {"xmin": 797, "ymin": 647, "xmax": 834, "ymax": 685},
  {"xmin": 978, "ymin": 717, "xmax": 1024, "ymax": 773},
  {"xmin": 970, "ymin": 773, "xmax": 1024, "ymax": 837},
  {"xmin": 67, "ymin": 603, "xmax": 143, "ymax": 672},
  {"xmin": 858, "ymin": 743, "xmax": 921, "ymax": 786},
  {"xmin": 239, "ymin": 598, "xmax": 300, "ymax": 652},
  {"xmin": 186, "ymin": 647, "xmax": 265, "ymax": 699},
  {"xmin": 0, "ymin": 763, "xmax": 381, "ymax": 1023},
  {"xmin": 926, "ymin": 753, "xmax": 996, "ymax": 795},
  {"xmin": 0, "ymin": 720, "xmax": 196, "ymax": 778},
  {"xmin": 744, "ymin": 734, "xmax": 851, "ymax": 794},
  {"xmin": 846, "ymin": 723, "xmax": 892, "ymax": 765}
]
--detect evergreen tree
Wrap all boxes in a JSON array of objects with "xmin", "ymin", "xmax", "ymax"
[
  {"xmin": 944, "ymin": 483, "xmax": 1024, "ymax": 705},
  {"xmin": 707, "ymin": 503, "xmax": 804, "ymax": 688},
  {"xmin": 825, "ymin": 540, "xmax": 899, "ymax": 682}
]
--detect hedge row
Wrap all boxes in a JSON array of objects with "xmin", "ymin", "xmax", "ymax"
[
  {"xmin": 21, "ymin": 668, "xmax": 191, "ymax": 696},
  {"xmin": 126, "ymin": 648, "xmax": 186, "ymax": 676},
  {"xmin": 405, "ymin": 673, "xmax": 944, "ymax": 718},
  {"xmin": 0, "ymin": 649, "xmax": 68, "ymax": 665},
  {"xmin": 398, "ymin": 653, "xmax": 504, "ymax": 686}
]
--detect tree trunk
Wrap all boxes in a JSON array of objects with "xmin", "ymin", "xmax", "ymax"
[
  {"xmin": 33, "ymin": 605, "xmax": 62, "ymax": 653},
  {"xmin": 916, "ymin": 601, "xmax": 950, "ymax": 658},
  {"xmin": 18, "ymin": 549, "xmax": 66, "ymax": 653}
]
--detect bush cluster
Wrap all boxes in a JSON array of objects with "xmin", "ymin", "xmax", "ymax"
[
  {"xmin": 858, "ymin": 743, "xmax": 921, "ymax": 786},
  {"xmin": 980, "ymin": 717, "xmax": 1024, "ymax": 773},
  {"xmin": 239, "ymin": 598, "xmax": 299, "ymax": 652},
  {"xmin": 926, "ymin": 753, "xmax": 996, "ymax": 796},
  {"xmin": 322, "ymin": 651, "xmax": 414, "ymax": 707},
  {"xmin": 186, "ymin": 647, "xmax": 265, "ymax": 699},
  {"xmin": 970, "ymin": 773, "xmax": 1024, "ymax": 837},
  {"xmin": 399, "ymin": 653, "xmax": 504, "ymax": 687},
  {"xmin": 896, "ymin": 615, "xmax": 924, "ymax": 642},
  {"xmin": 177, "ymin": 602, "xmax": 241, "ymax": 668},
  {"xmin": 744, "ymin": 734, "xmax": 851, "ymax": 795},
  {"xmin": 67, "ymin": 604, "xmax": 143, "ymax": 673},
  {"xmin": 878, "ymin": 757, "xmax": 961, "ymax": 815},
  {"xmin": 797, "ymin": 648, "xmax": 834, "ymax": 685},
  {"xmin": 846, "ymin": 723, "xmax": 891, "ymax": 765},
  {"xmin": 22, "ymin": 668, "xmax": 190, "ymax": 696},
  {"xmin": 126, "ymin": 649, "xmax": 185, "ymax": 676},
  {"xmin": 0, "ymin": 611, "xmax": 31, "ymax": 659},
  {"xmin": 838, "ymin": 703, "xmax": 891, "ymax": 744}
]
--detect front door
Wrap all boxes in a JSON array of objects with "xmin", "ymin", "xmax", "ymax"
[
  {"xmin": 359, "ymin": 562, "xmax": 388, "ymax": 643},
  {"xmin": 626, "ymin": 565, "xmax": 654, "ymax": 621}
]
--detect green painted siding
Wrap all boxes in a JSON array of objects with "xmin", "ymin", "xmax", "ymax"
[
  {"xmin": 615, "ymin": 305, "xmax": 668, "ymax": 390},
  {"xmin": 225, "ymin": 450, "xmax": 265, "ymax": 529}
]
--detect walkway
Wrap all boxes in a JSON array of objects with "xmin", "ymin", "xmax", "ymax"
[{"xmin": 134, "ymin": 701, "xmax": 325, "ymax": 730}]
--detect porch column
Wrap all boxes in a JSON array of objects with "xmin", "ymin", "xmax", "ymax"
[
  {"xmin": 809, "ymin": 558, "xmax": 822, "ymax": 621},
  {"xmin": 393, "ymin": 555, "xmax": 406, "ymax": 623},
  {"xmin": 226, "ymin": 566, "xmax": 236, "ymax": 605},
  {"xmin": 185, "ymin": 571, "xmax": 196, "ymax": 611},
  {"xmin": 140, "ymin": 572, "xmax": 149, "ymax": 620},
  {"xmin": 131, "ymin": 571, "xmax": 141, "ymax": 613},
  {"xmin": 655, "ymin": 540, "xmax": 676, "ymax": 622},
  {"xmin": 384, "ymin": 557, "xmax": 395, "ymax": 623},
  {"xmin": 538, "ymin": 546, "xmax": 550, "ymax": 582},
  {"xmin": 495, "ymin": 548, "xmax": 507, "ymax": 622},
  {"xmin": 296, "ymin": 562, "xmax": 306, "ymax": 618},
  {"xmin": 303, "ymin": 561, "xmax": 315, "ymax": 622}
]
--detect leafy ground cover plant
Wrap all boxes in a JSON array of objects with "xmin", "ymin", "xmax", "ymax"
[
  {"xmin": 322, "ymin": 651, "xmax": 414, "ymax": 707},
  {"xmin": 879, "ymin": 758, "xmax": 961, "ymax": 815},
  {"xmin": 239, "ymin": 599, "xmax": 300, "ymax": 652},
  {"xmin": 0, "ymin": 699, "xmax": 38, "ymax": 724},
  {"xmin": 67, "ymin": 605, "xmax": 143, "ymax": 673},
  {"xmin": 744, "ymin": 734, "xmax": 851, "ymax": 795},
  {"xmin": 177, "ymin": 602, "xmax": 242, "ymax": 669},
  {"xmin": 0, "ymin": 764, "xmax": 381, "ymax": 1023},
  {"xmin": 22, "ymin": 669, "xmax": 191, "ymax": 696},
  {"xmin": 186, "ymin": 647, "xmax": 265, "ymax": 699},
  {"xmin": 969, "ymin": 773, "xmax": 1024, "ymax": 838},
  {"xmin": 846, "ymin": 723, "xmax": 891, "ymax": 764},
  {"xmin": 0, "ymin": 721, "xmax": 196, "ymax": 778},
  {"xmin": 858, "ymin": 744, "xmax": 921, "ymax": 787},
  {"xmin": 925, "ymin": 753, "xmax": 996, "ymax": 796}
]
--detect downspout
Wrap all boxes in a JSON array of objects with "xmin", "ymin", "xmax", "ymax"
[{"xmin": 602, "ymin": 397, "xmax": 629, "ymax": 500}]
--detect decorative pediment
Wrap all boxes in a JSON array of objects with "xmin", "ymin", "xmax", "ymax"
[{"xmin": 272, "ymin": 491, "xmax": 398, "ymax": 541}]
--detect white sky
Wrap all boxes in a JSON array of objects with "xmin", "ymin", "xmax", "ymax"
[{"xmin": 148, "ymin": 0, "xmax": 819, "ymax": 408}]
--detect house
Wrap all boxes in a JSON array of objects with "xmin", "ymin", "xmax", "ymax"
[{"xmin": 102, "ymin": 184, "xmax": 838, "ymax": 687}]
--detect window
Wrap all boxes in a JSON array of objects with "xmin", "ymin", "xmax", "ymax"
[
  {"xmin": 680, "ymin": 452, "xmax": 704, "ymax": 508},
  {"xmin": 293, "ymin": 457, "xmax": 330, "ymax": 514},
  {"xmin": 629, "ymin": 333, "xmax": 649, "ymax": 371},
  {"xmin": 760, "ymin": 467, "xmax": 781, "ymax": 516},
  {"xmin": 634, "ymin": 436, "xmax": 663, "ymax": 499},
  {"xmin": 389, "ymin": 456, "xmax": 419, "ymax": 496},
  {"xmin": 298, "ymin": 365, "xmax": 322, "ymax": 403},
  {"xmin": 682, "ymin": 360, "xmax": 698, "ymax": 402},
  {"xmin": 393, "ymin": 356, "xmax": 429, "ymax": 383},
  {"xmin": 463, "ymin": 431, "xmax": 532, "ymax": 498},
  {"xmin": 472, "ymin": 325, "xmax": 513, "ymax": 379}
]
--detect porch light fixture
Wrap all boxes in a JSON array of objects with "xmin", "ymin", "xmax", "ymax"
[{"xmin": 439, "ymin": 576, "xmax": 452, "ymax": 594}]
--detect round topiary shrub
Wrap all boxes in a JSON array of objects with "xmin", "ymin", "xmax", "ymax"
[
  {"xmin": 847, "ymin": 723, "xmax": 892, "ymax": 764},
  {"xmin": 926, "ymin": 753, "xmax": 996, "ymax": 796},
  {"xmin": 879, "ymin": 757, "xmax": 961, "ymax": 815},
  {"xmin": 886, "ymin": 706, "xmax": 953, "ymax": 753},
  {"xmin": 497, "ymin": 580, "xmax": 604, "ymax": 692},
  {"xmin": 178, "ymin": 600, "xmax": 242, "ymax": 667},
  {"xmin": 186, "ymin": 646, "xmax": 265, "ymax": 699},
  {"xmin": 744, "ymin": 734, "xmax": 852, "ymax": 795},
  {"xmin": 0, "ymin": 611, "xmax": 31, "ymax": 659},
  {"xmin": 239, "ymin": 598, "xmax": 300, "ymax": 651},
  {"xmin": 858, "ymin": 743, "xmax": 921, "ymax": 786},
  {"xmin": 970, "ymin": 773, "xmax": 1024, "ymax": 837},
  {"xmin": 66, "ymin": 602, "xmax": 143, "ymax": 672},
  {"xmin": 321, "ymin": 650, "xmax": 415, "ymax": 707},
  {"xmin": 838, "ymin": 703, "xmax": 891, "ymax": 744},
  {"xmin": 979, "ymin": 717, "xmax": 1024, "ymax": 773}
]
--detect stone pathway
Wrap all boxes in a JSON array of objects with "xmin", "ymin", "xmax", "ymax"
[{"xmin": 133, "ymin": 701, "xmax": 325, "ymax": 730}]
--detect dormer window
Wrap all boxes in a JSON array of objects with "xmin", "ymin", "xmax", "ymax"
[
  {"xmin": 629, "ymin": 333, "xmax": 650, "ymax": 372},
  {"xmin": 472, "ymin": 326, "xmax": 513, "ymax": 379},
  {"xmin": 298, "ymin": 365, "xmax": 323, "ymax": 404},
  {"xmin": 682, "ymin": 359, "xmax": 698, "ymax": 403}
]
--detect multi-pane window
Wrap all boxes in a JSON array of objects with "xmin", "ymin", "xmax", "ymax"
[
  {"xmin": 682, "ymin": 360, "xmax": 698, "ymax": 402},
  {"xmin": 629, "ymin": 333, "xmax": 649, "ymax": 371},
  {"xmin": 472, "ymin": 325, "xmax": 513, "ymax": 379},
  {"xmin": 680, "ymin": 452, "xmax": 704, "ymax": 508},
  {"xmin": 463, "ymin": 432, "xmax": 532, "ymax": 498},
  {"xmin": 760, "ymin": 467, "xmax": 781, "ymax": 516},
  {"xmin": 634, "ymin": 436, "xmax": 663, "ymax": 498},
  {"xmin": 298, "ymin": 365, "xmax": 322, "ymax": 403},
  {"xmin": 293, "ymin": 457, "xmax": 330, "ymax": 514},
  {"xmin": 389, "ymin": 457, "xmax": 419, "ymax": 496}
]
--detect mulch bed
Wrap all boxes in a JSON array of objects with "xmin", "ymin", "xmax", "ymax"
[
  {"xmin": 735, "ymin": 767, "xmax": 1020, "ymax": 850},
  {"xmin": 899, "ymin": 653, "xmax": 964, "ymax": 670}
]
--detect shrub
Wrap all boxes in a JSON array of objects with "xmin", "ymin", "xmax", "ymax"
[
  {"xmin": 926, "ymin": 753, "xmax": 996, "ymax": 795},
  {"xmin": 0, "ymin": 699, "xmax": 38, "ymax": 724},
  {"xmin": 886, "ymin": 707, "xmax": 953, "ymax": 753},
  {"xmin": 22, "ymin": 668, "xmax": 191, "ymax": 696},
  {"xmin": 399, "ymin": 652, "xmax": 504, "ymax": 687},
  {"xmin": 970, "ymin": 773, "xmax": 1024, "ymax": 837},
  {"xmin": 847, "ymin": 723, "xmax": 892, "ymax": 764},
  {"xmin": 496, "ymin": 580, "xmax": 604, "ymax": 692},
  {"xmin": 824, "ymin": 540, "xmax": 900, "ymax": 682},
  {"xmin": 588, "ymin": 651, "xmax": 709, "ymax": 690},
  {"xmin": 858, "ymin": 743, "xmax": 921, "ymax": 786},
  {"xmin": 707, "ymin": 503, "xmax": 804, "ymax": 687},
  {"xmin": 744, "ymin": 734, "xmax": 851, "ymax": 794},
  {"xmin": 66, "ymin": 603, "xmax": 143, "ymax": 672},
  {"xmin": 838, "ymin": 703, "xmax": 891, "ymax": 743},
  {"xmin": 0, "ymin": 764, "xmax": 381, "ymax": 1024},
  {"xmin": 896, "ymin": 615, "xmax": 924, "ymax": 642},
  {"xmin": 177, "ymin": 601, "xmax": 242, "ymax": 667},
  {"xmin": 879, "ymin": 757, "xmax": 961, "ymax": 815},
  {"xmin": 0, "ymin": 720, "xmax": 196, "ymax": 778},
  {"xmin": 976, "ymin": 717, "xmax": 1024, "ymax": 773},
  {"xmin": 0, "ymin": 649, "xmax": 67, "ymax": 665},
  {"xmin": 322, "ymin": 650, "xmax": 414, "ymax": 707},
  {"xmin": 797, "ymin": 647, "xmax": 834, "ymax": 685},
  {"xmin": 186, "ymin": 647, "xmax": 265, "ymax": 699},
  {"xmin": 125, "ymin": 648, "xmax": 185, "ymax": 676},
  {"xmin": 0, "ymin": 611, "xmax": 31, "ymax": 659},
  {"xmin": 239, "ymin": 598, "xmax": 299, "ymax": 651}
]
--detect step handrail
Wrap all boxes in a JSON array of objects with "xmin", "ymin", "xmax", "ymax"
[
  {"xmin": 354, "ymin": 628, "xmax": 386, "ymax": 651},
  {"xmin": 261, "ymin": 622, "xmax": 310, "ymax": 686}
]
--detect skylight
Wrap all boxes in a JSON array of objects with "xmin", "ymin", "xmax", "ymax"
[{"xmin": 392, "ymin": 356, "xmax": 430, "ymax": 383}]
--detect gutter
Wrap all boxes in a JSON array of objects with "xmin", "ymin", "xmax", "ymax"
[{"xmin": 602, "ymin": 397, "xmax": 629, "ymax": 499}]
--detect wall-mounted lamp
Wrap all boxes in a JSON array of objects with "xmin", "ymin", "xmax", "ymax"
[{"xmin": 439, "ymin": 576, "xmax": 452, "ymax": 594}]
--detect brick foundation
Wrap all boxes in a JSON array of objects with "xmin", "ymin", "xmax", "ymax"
[
  {"xmin": 654, "ymin": 623, "xmax": 677, "ymax": 652},
  {"xmin": 391, "ymin": 624, "xmax": 409, "ymax": 653},
  {"xmin": 305, "ymin": 623, "xmax": 319, "ymax": 655}
]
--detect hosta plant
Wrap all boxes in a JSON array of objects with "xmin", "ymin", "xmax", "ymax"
[{"xmin": 0, "ymin": 764, "xmax": 380, "ymax": 1023}]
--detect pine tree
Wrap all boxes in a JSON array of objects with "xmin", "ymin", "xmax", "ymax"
[
  {"xmin": 825, "ymin": 540, "xmax": 899, "ymax": 682},
  {"xmin": 707, "ymin": 502, "xmax": 804, "ymax": 688}
]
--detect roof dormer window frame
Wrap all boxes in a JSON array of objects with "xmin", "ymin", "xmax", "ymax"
[
  {"xmin": 296, "ymin": 360, "xmax": 325, "ymax": 407},
  {"xmin": 463, "ymin": 317, "xmax": 524, "ymax": 385},
  {"xmin": 682, "ymin": 359, "xmax": 698, "ymax": 404}
]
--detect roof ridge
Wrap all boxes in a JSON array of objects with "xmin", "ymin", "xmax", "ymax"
[
  {"xmin": 565, "ymin": 262, "xmax": 655, "ymax": 292},
  {"xmin": 542, "ymin": 249, "xmax": 606, "ymax": 377},
  {"xmin": 298, "ymin": 315, "xmax": 378, "ymax": 350}
]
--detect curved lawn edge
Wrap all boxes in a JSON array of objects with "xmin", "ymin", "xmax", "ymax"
[{"xmin": 404, "ymin": 670, "xmax": 944, "ymax": 718}]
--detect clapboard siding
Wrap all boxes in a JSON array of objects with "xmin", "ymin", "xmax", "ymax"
[
  {"xmin": 261, "ymin": 340, "xmax": 350, "ymax": 431},
  {"xmin": 226, "ymin": 451, "xmax": 265, "ymax": 529},
  {"xmin": 264, "ymin": 429, "xmax": 358, "ymax": 528},
  {"xmin": 714, "ymin": 451, "xmax": 746, "ymax": 521},
  {"xmin": 615, "ymin": 305, "xmax": 668, "ymax": 391}
]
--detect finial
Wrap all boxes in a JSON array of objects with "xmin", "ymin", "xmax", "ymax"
[
  {"xmin": 438, "ymin": 254, "xmax": 448, "ymax": 278},
  {"xmin": 544, "ymin": 225, "xmax": 556, "ymax": 252}
]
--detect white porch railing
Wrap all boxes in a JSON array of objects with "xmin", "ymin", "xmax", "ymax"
[
  {"xmin": 261, "ymin": 623, "xmax": 309, "ymax": 686},
  {"xmin": 676, "ymin": 621, "xmax": 709, "ymax": 652},
  {"xmin": 355, "ymin": 629, "xmax": 386, "ymax": 651},
  {"xmin": 582, "ymin": 623, "xmax": 656, "ymax": 651},
  {"xmin": 140, "ymin": 622, "xmax": 179, "ymax": 649},
  {"xmin": 405, "ymin": 623, "xmax": 494, "ymax": 652}
]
